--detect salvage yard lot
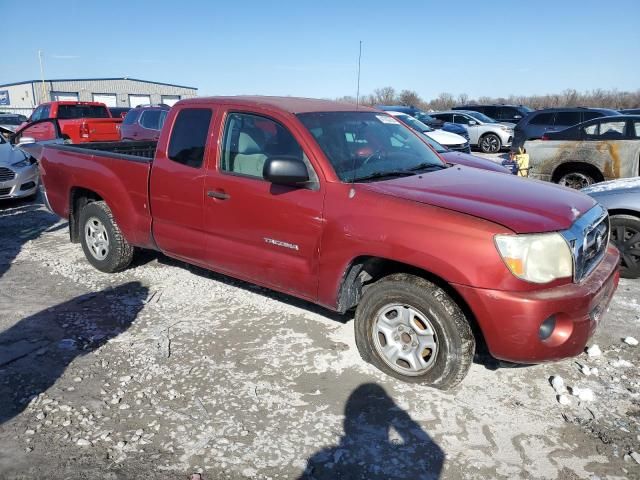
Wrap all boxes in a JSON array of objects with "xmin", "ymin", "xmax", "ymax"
[{"xmin": 1, "ymin": 199, "xmax": 639, "ymax": 480}]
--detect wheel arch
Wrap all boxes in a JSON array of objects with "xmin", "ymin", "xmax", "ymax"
[
  {"xmin": 551, "ymin": 161, "xmax": 605, "ymax": 183},
  {"xmin": 336, "ymin": 255, "xmax": 487, "ymax": 352},
  {"xmin": 69, "ymin": 187, "xmax": 104, "ymax": 243}
]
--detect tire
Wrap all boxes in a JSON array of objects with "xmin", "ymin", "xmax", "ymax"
[
  {"xmin": 479, "ymin": 133, "xmax": 502, "ymax": 153},
  {"xmin": 354, "ymin": 273, "xmax": 475, "ymax": 390},
  {"xmin": 610, "ymin": 214, "xmax": 640, "ymax": 279},
  {"xmin": 79, "ymin": 201, "xmax": 134, "ymax": 273},
  {"xmin": 556, "ymin": 171, "xmax": 596, "ymax": 190}
]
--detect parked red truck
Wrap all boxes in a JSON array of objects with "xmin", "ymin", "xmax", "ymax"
[
  {"xmin": 17, "ymin": 101, "xmax": 122, "ymax": 143},
  {"xmin": 34, "ymin": 97, "xmax": 620, "ymax": 389}
]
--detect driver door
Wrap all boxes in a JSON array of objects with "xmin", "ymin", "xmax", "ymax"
[{"xmin": 202, "ymin": 109, "xmax": 325, "ymax": 300}]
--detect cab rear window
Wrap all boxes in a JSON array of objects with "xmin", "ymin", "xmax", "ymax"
[{"xmin": 57, "ymin": 105, "xmax": 110, "ymax": 119}]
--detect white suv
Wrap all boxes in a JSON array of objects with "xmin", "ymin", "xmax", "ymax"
[{"xmin": 431, "ymin": 110, "xmax": 514, "ymax": 153}]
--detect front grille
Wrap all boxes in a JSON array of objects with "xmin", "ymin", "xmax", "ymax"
[
  {"xmin": 0, "ymin": 187, "xmax": 12, "ymax": 196},
  {"xmin": 0, "ymin": 167, "xmax": 16, "ymax": 182},
  {"xmin": 561, "ymin": 205, "xmax": 609, "ymax": 282}
]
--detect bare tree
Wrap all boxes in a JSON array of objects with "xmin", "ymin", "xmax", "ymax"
[
  {"xmin": 399, "ymin": 89, "xmax": 422, "ymax": 107},
  {"xmin": 340, "ymin": 88, "xmax": 640, "ymax": 110}
]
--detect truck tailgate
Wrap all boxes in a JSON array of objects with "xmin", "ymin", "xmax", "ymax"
[{"xmin": 84, "ymin": 118, "xmax": 123, "ymax": 142}]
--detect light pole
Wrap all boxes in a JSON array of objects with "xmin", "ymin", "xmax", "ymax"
[{"xmin": 38, "ymin": 50, "xmax": 46, "ymax": 103}]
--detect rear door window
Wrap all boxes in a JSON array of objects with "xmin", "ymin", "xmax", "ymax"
[
  {"xmin": 528, "ymin": 112, "xmax": 554, "ymax": 125},
  {"xmin": 140, "ymin": 110, "xmax": 163, "ymax": 130},
  {"xmin": 632, "ymin": 121, "xmax": 640, "ymax": 138},
  {"xmin": 168, "ymin": 108, "xmax": 213, "ymax": 168},
  {"xmin": 584, "ymin": 120, "xmax": 627, "ymax": 138},
  {"xmin": 553, "ymin": 111, "xmax": 581, "ymax": 126},
  {"xmin": 122, "ymin": 110, "xmax": 141, "ymax": 125},
  {"xmin": 482, "ymin": 106, "xmax": 498, "ymax": 119}
]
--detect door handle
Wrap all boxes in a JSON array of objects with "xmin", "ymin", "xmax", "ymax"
[{"xmin": 207, "ymin": 190, "xmax": 230, "ymax": 200}]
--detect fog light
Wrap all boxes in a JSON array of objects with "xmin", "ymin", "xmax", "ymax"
[
  {"xmin": 20, "ymin": 181, "xmax": 36, "ymax": 191},
  {"xmin": 539, "ymin": 315, "xmax": 557, "ymax": 340}
]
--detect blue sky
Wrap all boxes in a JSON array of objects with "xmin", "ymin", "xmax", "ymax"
[{"xmin": 3, "ymin": 0, "xmax": 639, "ymax": 100}]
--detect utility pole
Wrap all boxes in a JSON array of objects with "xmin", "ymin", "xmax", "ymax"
[{"xmin": 38, "ymin": 50, "xmax": 46, "ymax": 103}]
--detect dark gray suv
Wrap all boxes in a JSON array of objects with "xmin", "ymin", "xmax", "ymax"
[
  {"xmin": 511, "ymin": 107, "xmax": 620, "ymax": 152},
  {"xmin": 452, "ymin": 104, "xmax": 532, "ymax": 124}
]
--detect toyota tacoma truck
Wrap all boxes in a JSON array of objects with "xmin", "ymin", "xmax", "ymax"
[
  {"xmin": 17, "ymin": 101, "xmax": 122, "ymax": 144},
  {"xmin": 34, "ymin": 97, "xmax": 620, "ymax": 389}
]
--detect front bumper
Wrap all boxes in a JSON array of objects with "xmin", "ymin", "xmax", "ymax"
[
  {"xmin": 0, "ymin": 166, "xmax": 39, "ymax": 200},
  {"xmin": 454, "ymin": 246, "xmax": 620, "ymax": 363}
]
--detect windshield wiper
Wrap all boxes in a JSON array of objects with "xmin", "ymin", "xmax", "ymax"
[
  {"xmin": 352, "ymin": 170, "xmax": 416, "ymax": 182},
  {"xmin": 407, "ymin": 162, "xmax": 449, "ymax": 172}
]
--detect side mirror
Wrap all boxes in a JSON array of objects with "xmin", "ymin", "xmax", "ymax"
[
  {"xmin": 263, "ymin": 157, "xmax": 309, "ymax": 186},
  {"xmin": 16, "ymin": 136, "xmax": 36, "ymax": 146},
  {"xmin": 468, "ymin": 120, "xmax": 477, "ymax": 126}
]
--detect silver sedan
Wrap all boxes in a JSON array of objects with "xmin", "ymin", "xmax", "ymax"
[{"xmin": 0, "ymin": 133, "xmax": 38, "ymax": 201}]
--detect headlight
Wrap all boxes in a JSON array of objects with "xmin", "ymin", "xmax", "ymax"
[
  {"xmin": 11, "ymin": 158, "xmax": 32, "ymax": 168},
  {"xmin": 499, "ymin": 125, "xmax": 511, "ymax": 132},
  {"xmin": 495, "ymin": 233, "xmax": 573, "ymax": 283}
]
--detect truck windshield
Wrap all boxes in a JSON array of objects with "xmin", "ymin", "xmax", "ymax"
[
  {"xmin": 57, "ymin": 105, "xmax": 111, "ymax": 119},
  {"xmin": 297, "ymin": 111, "xmax": 444, "ymax": 182}
]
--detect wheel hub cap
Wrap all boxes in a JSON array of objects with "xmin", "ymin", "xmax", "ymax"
[
  {"xmin": 372, "ymin": 304, "xmax": 438, "ymax": 376},
  {"xmin": 85, "ymin": 216, "xmax": 109, "ymax": 261}
]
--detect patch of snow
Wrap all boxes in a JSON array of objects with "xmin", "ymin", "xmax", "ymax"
[
  {"xmin": 570, "ymin": 387, "xmax": 595, "ymax": 402},
  {"xmin": 586, "ymin": 345, "xmax": 602, "ymax": 357},
  {"xmin": 611, "ymin": 359, "xmax": 633, "ymax": 368},
  {"xmin": 557, "ymin": 394, "xmax": 571, "ymax": 405},
  {"xmin": 623, "ymin": 336, "xmax": 638, "ymax": 346},
  {"xmin": 550, "ymin": 375, "xmax": 566, "ymax": 393}
]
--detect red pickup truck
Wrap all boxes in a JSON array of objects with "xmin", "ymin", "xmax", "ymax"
[
  {"xmin": 17, "ymin": 101, "xmax": 122, "ymax": 144},
  {"xmin": 35, "ymin": 97, "xmax": 620, "ymax": 389}
]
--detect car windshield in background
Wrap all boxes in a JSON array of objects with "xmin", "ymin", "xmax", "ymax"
[
  {"xmin": 520, "ymin": 106, "xmax": 534, "ymax": 113},
  {"xmin": 0, "ymin": 116, "xmax": 23, "ymax": 125},
  {"xmin": 467, "ymin": 111, "xmax": 497, "ymax": 123},
  {"xmin": 414, "ymin": 112, "xmax": 437, "ymax": 123},
  {"xmin": 297, "ymin": 111, "xmax": 444, "ymax": 182},
  {"xmin": 396, "ymin": 113, "xmax": 434, "ymax": 132},
  {"xmin": 57, "ymin": 105, "xmax": 110, "ymax": 119}
]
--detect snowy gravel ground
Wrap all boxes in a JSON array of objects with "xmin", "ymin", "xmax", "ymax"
[{"xmin": 0, "ymin": 198, "xmax": 639, "ymax": 480}]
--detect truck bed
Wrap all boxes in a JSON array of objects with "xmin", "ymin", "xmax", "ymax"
[{"xmin": 50, "ymin": 141, "xmax": 157, "ymax": 162}]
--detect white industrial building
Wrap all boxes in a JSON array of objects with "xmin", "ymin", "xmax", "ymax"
[{"xmin": 0, "ymin": 77, "xmax": 197, "ymax": 115}]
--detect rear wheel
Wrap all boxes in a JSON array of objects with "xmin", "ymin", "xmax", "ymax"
[
  {"xmin": 354, "ymin": 273, "xmax": 475, "ymax": 390},
  {"xmin": 479, "ymin": 133, "xmax": 502, "ymax": 153},
  {"xmin": 610, "ymin": 214, "xmax": 640, "ymax": 279},
  {"xmin": 557, "ymin": 171, "xmax": 596, "ymax": 190},
  {"xmin": 79, "ymin": 201, "xmax": 134, "ymax": 273}
]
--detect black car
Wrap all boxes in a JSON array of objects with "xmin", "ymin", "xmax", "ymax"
[
  {"xmin": 511, "ymin": 107, "xmax": 620, "ymax": 152},
  {"xmin": 452, "ymin": 104, "xmax": 533, "ymax": 124},
  {"xmin": 108, "ymin": 107, "xmax": 132, "ymax": 119}
]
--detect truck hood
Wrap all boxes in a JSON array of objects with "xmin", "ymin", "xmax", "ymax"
[{"xmin": 362, "ymin": 166, "xmax": 596, "ymax": 233}]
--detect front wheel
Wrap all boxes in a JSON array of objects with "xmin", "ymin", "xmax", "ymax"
[
  {"xmin": 79, "ymin": 201, "xmax": 134, "ymax": 273},
  {"xmin": 354, "ymin": 273, "xmax": 475, "ymax": 390},
  {"xmin": 610, "ymin": 214, "xmax": 640, "ymax": 279},
  {"xmin": 479, "ymin": 133, "xmax": 502, "ymax": 153}
]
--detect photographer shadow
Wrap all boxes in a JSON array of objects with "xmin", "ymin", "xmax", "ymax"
[{"xmin": 299, "ymin": 383, "xmax": 444, "ymax": 480}]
